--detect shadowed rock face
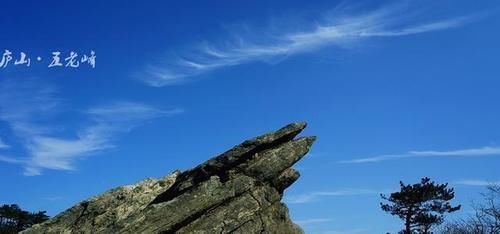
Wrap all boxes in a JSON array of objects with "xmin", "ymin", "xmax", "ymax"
[{"xmin": 23, "ymin": 122, "xmax": 316, "ymax": 234}]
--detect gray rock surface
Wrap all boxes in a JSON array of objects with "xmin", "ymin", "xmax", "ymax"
[{"xmin": 22, "ymin": 122, "xmax": 316, "ymax": 234}]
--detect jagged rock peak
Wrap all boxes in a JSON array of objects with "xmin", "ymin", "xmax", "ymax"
[{"xmin": 23, "ymin": 122, "xmax": 316, "ymax": 234}]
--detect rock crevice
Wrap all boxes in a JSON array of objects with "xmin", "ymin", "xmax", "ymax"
[{"xmin": 23, "ymin": 122, "xmax": 316, "ymax": 234}]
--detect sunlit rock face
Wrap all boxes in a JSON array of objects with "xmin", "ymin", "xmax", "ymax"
[{"xmin": 23, "ymin": 122, "xmax": 316, "ymax": 234}]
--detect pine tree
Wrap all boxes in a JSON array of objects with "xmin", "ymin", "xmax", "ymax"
[
  {"xmin": 0, "ymin": 204, "xmax": 49, "ymax": 234},
  {"xmin": 381, "ymin": 177, "xmax": 460, "ymax": 234}
]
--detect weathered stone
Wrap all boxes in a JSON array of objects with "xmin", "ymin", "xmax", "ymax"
[{"xmin": 22, "ymin": 122, "xmax": 316, "ymax": 234}]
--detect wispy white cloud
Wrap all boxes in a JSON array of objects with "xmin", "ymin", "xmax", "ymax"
[
  {"xmin": 453, "ymin": 179, "xmax": 500, "ymax": 187},
  {"xmin": 0, "ymin": 79, "xmax": 182, "ymax": 175},
  {"xmin": 339, "ymin": 146, "xmax": 500, "ymax": 164},
  {"xmin": 0, "ymin": 155, "xmax": 24, "ymax": 164},
  {"xmin": 142, "ymin": 3, "xmax": 475, "ymax": 86},
  {"xmin": 294, "ymin": 218, "xmax": 332, "ymax": 225},
  {"xmin": 339, "ymin": 154, "xmax": 411, "ymax": 163},
  {"xmin": 0, "ymin": 138, "xmax": 9, "ymax": 149},
  {"xmin": 286, "ymin": 189, "xmax": 383, "ymax": 204},
  {"xmin": 410, "ymin": 147, "xmax": 500, "ymax": 156},
  {"xmin": 24, "ymin": 102, "xmax": 180, "ymax": 176},
  {"xmin": 0, "ymin": 79, "xmax": 61, "ymax": 137}
]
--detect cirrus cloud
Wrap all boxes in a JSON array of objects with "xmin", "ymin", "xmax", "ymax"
[
  {"xmin": 339, "ymin": 146, "xmax": 500, "ymax": 164},
  {"xmin": 0, "ymin": 79, "xmax": 182, "ymax": 176},
  {"xmin": 0, "ymin": 138, "xmax": 9, "ymax": 149},
  {"xmin": 142, "ymin": 2, "xmax": 476, "ymax": 86}
]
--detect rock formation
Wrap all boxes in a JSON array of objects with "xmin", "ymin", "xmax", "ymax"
[{"xmin": 23, "ymin": 122, "xmax": 316, "ymax": 234}]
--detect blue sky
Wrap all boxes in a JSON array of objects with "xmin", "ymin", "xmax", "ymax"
[{"xmin": 1, "ymin": 0, "xmax": 500, "ymax": 233}]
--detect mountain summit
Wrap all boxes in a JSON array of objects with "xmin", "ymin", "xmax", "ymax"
[{"xmin": 23, "ymin": 122, "xmax": 316, "ymax": 233}]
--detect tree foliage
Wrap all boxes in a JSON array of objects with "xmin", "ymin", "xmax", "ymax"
[
  {"xmin": 381, "ymin": 177, "xmax": 460, "ymax": 234},
  {"xmin": 440, "ymin": 185, "xmax": 500, "ymax": 234},
  {"xmin": 0, "ymin": 204, "xmax": 49, "ymax": 234}
]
